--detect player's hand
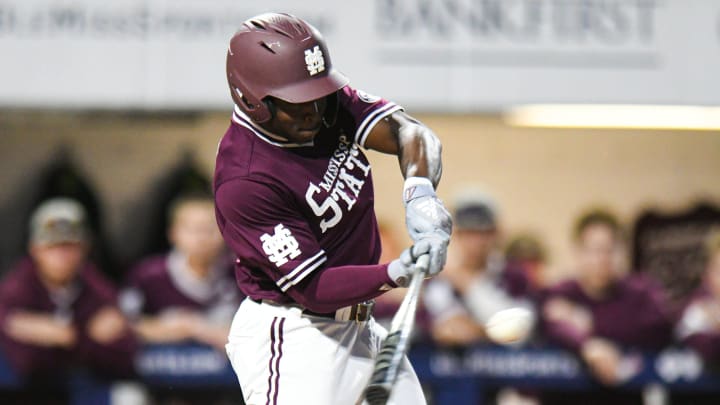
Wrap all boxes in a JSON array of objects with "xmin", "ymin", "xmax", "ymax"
[
  {"xmin": 403, "ymin": 177, "xmax": 452, "ymax": 275},
  {"xmin": 88, "ymin": 307, "xmax": 128, "ymax": 344},
  {"xmin": 387, "ymin": 241, "xmax": 431, "ymax": 287},
  {"xmin": 543, "ymin": 298, "xmax": 593, "ymax": 335},
  {"xmin": 581, "ymin": 337, "xmax": 623, "ymax": 385},
  {"xmin": 413, "ymin": 231, "xmax": 450, "ymax": 278}
]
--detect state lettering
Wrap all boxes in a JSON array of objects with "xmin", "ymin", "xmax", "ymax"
[{"xmin": 305, "ymin": 183, "xmax": 343, "ymax": 233}]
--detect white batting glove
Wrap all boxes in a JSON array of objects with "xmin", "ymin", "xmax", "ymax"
[
  {"xmin": 403, "ymin": 177, "xmax": 452, "ymax": 276},
  {"xmin": 387, "ymin": 241, "xmax": 431, "ymax": 288}
]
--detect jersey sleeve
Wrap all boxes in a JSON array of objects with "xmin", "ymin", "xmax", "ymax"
[
  {"xmin": 215, "ymin": 177, "xmax": 326, "ymax": 293},
  {"xmin": 338, "ymin": 85, "xmax": 404, "ymax": 149}
]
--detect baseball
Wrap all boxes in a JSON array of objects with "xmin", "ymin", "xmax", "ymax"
[{"xmin": 485, "ymin": 307, "xmax": 533, "ymax": 344}]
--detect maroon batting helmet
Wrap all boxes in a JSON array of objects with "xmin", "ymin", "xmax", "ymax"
[{"xmin": 226, "ymin": 13, "xmax": 348, "ymax": 123}]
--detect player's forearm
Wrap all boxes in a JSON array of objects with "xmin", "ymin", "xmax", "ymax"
[
  {"xmin": 4, "ymin": 311, "xmax": 76, "ymax": 347},
  {"xmin": 543, "ymin": 321, "xmax": 589, "ymax": 352},
  {"xmin": 462, "ymin": 277, "xmax": 533, "ymax": 324},
  {"xmin": 288, "ymin": 264, "xmax": 394, "ymax": 313},
  {"xmin": 133, "ymin": 317, "xmax": 195, "ymax": 343},
  {"xmin": 398, "ymin": 121, "xmax": 443, "ymax": 187},
  {"xmin": 193, "ymin": 323, "xmax": 231, "ymax": 350}
]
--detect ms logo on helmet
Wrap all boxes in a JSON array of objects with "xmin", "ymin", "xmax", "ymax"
[{"xmin": 305, "ymin": 46, "xmax": 325, "ymax": 76}]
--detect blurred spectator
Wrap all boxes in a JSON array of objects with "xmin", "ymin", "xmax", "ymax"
[
  {"xmin": 117, "ymin": 152, "xmax": 212, "ymax": 271},
  {"xmin": 424, "ymin": 190, "xmax": 535, "ymax": 346},
  {"xmin": 1, "ymin": 151, "xmax": 117, "ymax": 280},
  {"xmin": 120, "ymin": 193, "xmax": 241, "ymax": 351},
  {"xmin": 0, "ymin": 198, "xmax": 137, "ymax": 378},
  {"xmin": 541, "ymin": 209, "xmax": 673, "ymax": 390},
  {"xmin": 504, "ymin": 233, "xmax": 549, "ymax": 300},
  {"xmin": 675, "ymin": 229, "xmax": 720, "ymax": 363}
]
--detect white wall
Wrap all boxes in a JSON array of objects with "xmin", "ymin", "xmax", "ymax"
[{"xmin": 0, "ymin": 0, "xmax": 719, "ymax": 110}]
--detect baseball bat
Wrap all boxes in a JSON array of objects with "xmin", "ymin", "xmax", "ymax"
[{"xmin": 364, "ymin": 253, "xmax": 430, "ymax": 405}]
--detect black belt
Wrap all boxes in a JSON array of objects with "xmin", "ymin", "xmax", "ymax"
[{"xmin": 250, "ymin": 298, "xmax": 374, "ymax": 322}]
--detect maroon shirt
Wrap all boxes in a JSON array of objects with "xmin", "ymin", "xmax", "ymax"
[
  {"xmin": 121, "ymin": 252, "xmax": 241, "ymax": 319},
  {"xmin": 676, "ymin": 287, "xmax": 720, "ymax": 362},
  {"xmin": 214, "ymin": 86, "xmax": 402, "ymax": 307},
  {"xmin": 0, "ymin": 258, "xmax": 137, "ymax": 377},
  {"xmin": 541, "ymin": 275, "xmax": 673, "ymax": 352}
]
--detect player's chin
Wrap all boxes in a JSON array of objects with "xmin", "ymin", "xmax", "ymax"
[{"xmin": 294, "ymin": 126, "xmax": 321, "ymax": 142}]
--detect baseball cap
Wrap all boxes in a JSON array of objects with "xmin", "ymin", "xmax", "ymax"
[
  {"xmin": 453, "ymin": 190, "xmax": 498, "ymax": 231},
  {"xmin": 29, "ymin": 198, "xmax": 88, "ymax": 245}
]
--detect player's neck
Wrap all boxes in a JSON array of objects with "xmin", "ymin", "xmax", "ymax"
[
  {"xmin": 186, "ymin": 255, "xmax": 214, "ymax": 279},
  {"xmin": 37, "ymin": 271, "xmax": 76, "ymax": 293},
  {"xmin": 578, "ymin": 277, "xmax": 615, "ymax": 300}
]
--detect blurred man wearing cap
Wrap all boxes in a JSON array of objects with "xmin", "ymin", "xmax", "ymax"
[
  {"xmin": 423, "ymin": 190, "xmax": 536, "ymax": 346},
  {"xmin": 0, "ymin": 198, "xmax": 137, "ymax": 378}
]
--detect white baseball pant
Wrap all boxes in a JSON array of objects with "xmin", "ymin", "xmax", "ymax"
[{"xmin": 226, "ymin": 298, "xmax": 426, "ymax": 405}]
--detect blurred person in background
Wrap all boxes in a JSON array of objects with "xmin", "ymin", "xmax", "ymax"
[
  {"xmin": 675, "ymin": 229, "xmax": 720, "ymax": 363},
  {"xmin": 540, "ymin": 209, "xmax": 673, "ymax": 404},
  {"xmin": 424, "ymin": 190, "xmax": 536, "ymax": 346},
  {"xmin": 504, "ymin": 233, "xmax": 549, "ymax": 301},
  {"xmin": 0, "ymin": 198, "xmax": 137, "ymax": 379},
  {"xmin": 121, "ymin": 193, "xmax": 241, "ymax": 351}
]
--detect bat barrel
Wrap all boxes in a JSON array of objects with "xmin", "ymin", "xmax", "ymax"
[{"xmin": 364, "ymin": 330, "xmax": 402, "ymax": 405}]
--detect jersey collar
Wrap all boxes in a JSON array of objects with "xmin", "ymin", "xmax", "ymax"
[{"xmin": 232, "ymin": 105, "xmax": 314, "ymax": 148}]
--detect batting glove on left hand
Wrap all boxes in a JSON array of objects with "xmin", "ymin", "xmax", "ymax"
[
  {"xmin": 403, "ymin": 177, "xmax": 453, "ymax": 275},
  {"xmin": 387, "ymin": 241, "xmax": 431, "ymax": 288}
]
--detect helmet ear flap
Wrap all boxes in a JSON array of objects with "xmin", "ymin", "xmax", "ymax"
[
  {"xmin": 322, "ymin": 92, "xmax": 339, "ymax": 128},
  {"xmin": 231, "ymin": 86, "xmax": 272, "ymax": 122}
]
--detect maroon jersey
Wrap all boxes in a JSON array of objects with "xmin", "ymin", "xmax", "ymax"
[
  {"xmin": 0, "ymin": 258, "xmax": 137, "ymax": 377},
  {"xmin": 214, "ymin": 86, "xmax": 402, "ymax": 304},
  {"xmin": 121, "ymin": 251, "xmax": 241, "ymax": 321},
  {"xmin": 675, "ymin": 287, "xmax": 720, "ymax": 362},
  {"xmin": 540, "ymin": 275, "xmax": 673, "ymax": 352}
]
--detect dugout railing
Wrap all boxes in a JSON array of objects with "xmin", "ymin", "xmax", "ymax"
[{"xmin": 0, "ymin": 342, "xmax": 718, "ymax": 404}]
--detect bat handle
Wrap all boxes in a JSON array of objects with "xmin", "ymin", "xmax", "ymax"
[{"xmin": 414, "ymin": 253, "xmax": 430, "ymax": 274}]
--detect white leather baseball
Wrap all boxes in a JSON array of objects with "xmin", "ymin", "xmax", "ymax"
[{"xmin": 485, "ymin": 307, "xmax": 533, "ymax": 344}]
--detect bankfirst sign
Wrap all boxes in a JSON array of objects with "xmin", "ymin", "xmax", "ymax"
[{"xmin": 0, "ymin": 0, "xmax": 718, "ymax": 110}]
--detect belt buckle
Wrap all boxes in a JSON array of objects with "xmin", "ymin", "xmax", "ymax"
[{"xmin": 353, "ymin": 300, "xmax": 375, "ymax": 322}]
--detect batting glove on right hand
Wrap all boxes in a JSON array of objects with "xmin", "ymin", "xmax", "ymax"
[
  {"xmin": 403, "ymin": 177, "xmax": 453, "ymax": 276},
  {"xmin": 387, "ymin": 241, "xmax": 431, "ymax": 288}
]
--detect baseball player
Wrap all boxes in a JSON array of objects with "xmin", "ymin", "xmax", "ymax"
[{"xmin": 215, "ymin": 13, "xmax": 452, "ymax": 404}]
